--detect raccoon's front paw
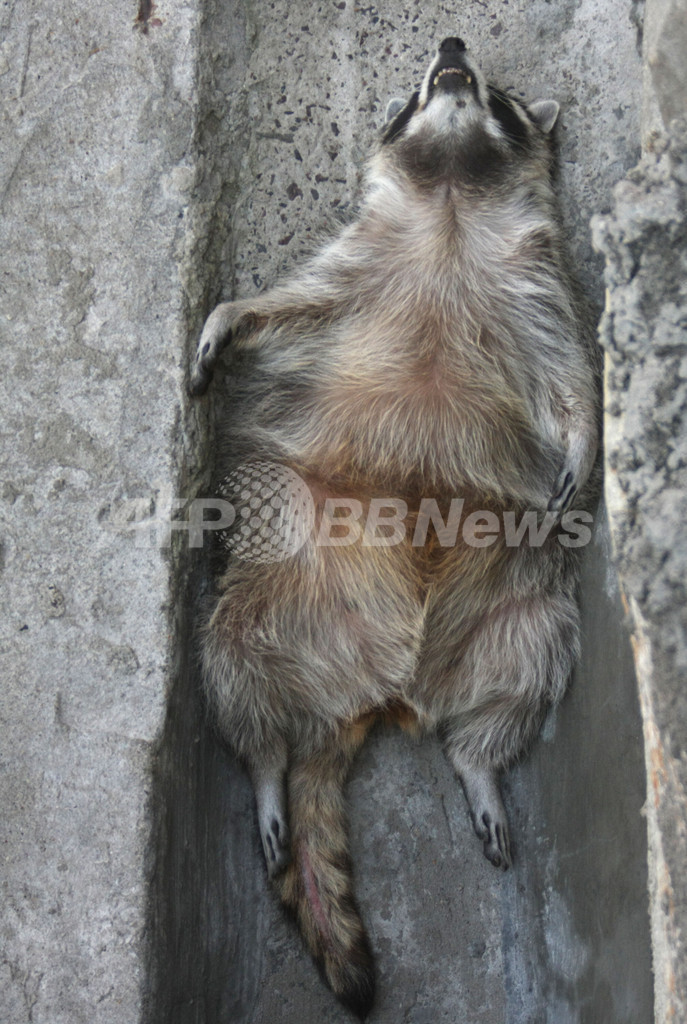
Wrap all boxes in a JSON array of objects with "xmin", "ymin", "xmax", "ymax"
[
  {"xmin": 547, "ymin": 462, "xmax": 579, "ymax": 515},
  {"xmin": 261, "ymin": 813, "xmax": 291, "ymax": 879},
  {"xmin": 188, "ymin": 302, "xmax": 240, "ymax": 397},
  {"xmin": 548, "ymin": 428, "xmax": 598, "ymax": 515}
]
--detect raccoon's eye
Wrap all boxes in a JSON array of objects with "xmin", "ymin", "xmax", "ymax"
[
  {"xmin": 487, "ymin": 88, "xmax": 529, "ymax": 149},
  {"xmin": 381, "ymin": 92, "xmax": 420, "ymax": 145}
]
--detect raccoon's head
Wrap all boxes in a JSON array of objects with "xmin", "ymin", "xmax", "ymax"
[{"xmin": 381, "ymin": 37, "xmax": 559, "ymax": 188}]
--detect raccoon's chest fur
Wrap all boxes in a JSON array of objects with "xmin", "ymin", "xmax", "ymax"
[{"xmin": 283, "ymin": 184, "xmax": 565, "ymax": 501}]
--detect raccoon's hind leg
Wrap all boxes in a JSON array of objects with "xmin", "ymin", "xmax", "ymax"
[
  {"xmin": 418, "ymin": 572, "xmax": 579, "ymax": 871},
  {"xmin": 248, "ymin": 741, "xmax": 291, "ymax": 878},
  {"xmin": 443, "ymin": 588, "xmax": 577, "ymax": 869}
]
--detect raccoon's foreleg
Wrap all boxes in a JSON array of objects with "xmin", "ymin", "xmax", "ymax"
[
  {"xmin": 190, "ymin": 269, "xmax": 346, "ymax": 395},
  {"xmin": 540, "ymin": 357, "xmax": 599, "ymax": 513},
  {"xmin": 189, "ymin": 300, "xmax": 261, "ymax": 396}
]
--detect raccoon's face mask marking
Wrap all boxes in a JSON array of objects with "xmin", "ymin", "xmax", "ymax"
[{"xmin": 381, "ymin": 37, "xmax": 560, "ymax": 158}]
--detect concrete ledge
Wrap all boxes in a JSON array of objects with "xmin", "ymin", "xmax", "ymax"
[
  {"xmin": 0, "ymin": 2, "xmax": 204, "ymax": 1020},
  {"xmin": 594, "ymin": 120, "xmax": 687, "ymax": 1024},
  {"xmin": 150, "ymin": 1, "xmax": 653, "ymax": 1022}
]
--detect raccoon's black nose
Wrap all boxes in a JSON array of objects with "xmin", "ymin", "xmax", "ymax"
[{"xmin": 439, "ymin": 37, "xmax": 466, "ymax": 53}]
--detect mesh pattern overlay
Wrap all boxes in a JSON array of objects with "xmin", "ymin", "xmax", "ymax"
[{"xmin": 218, "ymin": 462, "xmax": 315, "ymax": 563}]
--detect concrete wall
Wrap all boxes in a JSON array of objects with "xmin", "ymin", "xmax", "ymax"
[
  {"xmin": 0, "ymin": 2, "xmax": 204, "ymax": 1021},
  {"xmin": 0, "ymin": 0, "xmax": 669, "ymax": 1022},
  {"xmin": 593, "ymin": 1, "xmax": 687, "ymax": 1016}
]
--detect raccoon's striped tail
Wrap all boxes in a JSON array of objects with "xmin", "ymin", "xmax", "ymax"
[{"xmin": 274, "ymin": 720, "xmax": 375, "ymax": 1018}]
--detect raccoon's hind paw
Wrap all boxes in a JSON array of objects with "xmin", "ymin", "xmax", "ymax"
[
  {"xmin": 474, "ymin": 808, "xmax": 512, "ymax": 871},
  {"xmin": 252, "ymin": 760, "xmax": 291, "ymax": 878},
  {"xmin": 456, "ymin": 763, "xmax": 512, "ymax": 870},
  {"xmin": 260, "ymin": 809, "xmax": 291, "ymax": 878}
]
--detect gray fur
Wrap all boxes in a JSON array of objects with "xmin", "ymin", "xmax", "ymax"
[{"xmin": 190, "ymin": 39, "xmax": 600, "ymax": 1014}]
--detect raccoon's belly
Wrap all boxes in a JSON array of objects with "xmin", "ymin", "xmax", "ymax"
[
  {"xmin": 298, "ymin": 374, "xmax": 557, "ymax": 503},
  {"xmin": 231, "ymin": 356, "xmax": 559, "ymax": 505}
]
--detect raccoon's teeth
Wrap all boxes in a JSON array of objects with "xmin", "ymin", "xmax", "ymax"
[{"xmin": 433, "ymin": 68, "xmax": 472, "ymax": 86}]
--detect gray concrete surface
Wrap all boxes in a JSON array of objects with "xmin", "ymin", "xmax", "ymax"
[
  {"xmin": 642, "ymin": 0, "xmax": 687, "ymax": 143},
  {"xmin": 0, "ymin": 0, "xmax": 660, "ymax": 1022},
  {"xmin": 593, "ymin": 116, "xmax": 687, "ymax": 1024},
  {"xmin": 0, "ymin": 2, "xmax": 205, "ymax": 1021}
]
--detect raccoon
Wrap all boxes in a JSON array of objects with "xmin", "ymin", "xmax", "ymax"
[{"xmin": 190, "ymin": 37, "xmax": 599, "ymax": 1017}]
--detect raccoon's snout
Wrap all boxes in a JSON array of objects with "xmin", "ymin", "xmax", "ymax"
[
  {"xmin": 424, "ymin": 38, "xmax": 478, "ymax": 103},
  {"xmin": 438, "ymin": 37, "xmax": 466, "ymax": 53}
]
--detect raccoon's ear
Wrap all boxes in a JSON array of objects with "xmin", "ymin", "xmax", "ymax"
[
  {"xmin": 381, "ymin": 92, "xmax": 420, "ymax": 144},
  {"xmin": 528, "ymin": 100, "xmax": 560, "ymax": 134},
  {"xmin": 385, "ymin": 98, "xmax": 406, "ymax": 123}
]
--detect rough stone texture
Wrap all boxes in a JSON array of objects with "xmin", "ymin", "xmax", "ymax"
[
  {"xmin": 0, "ymin": 1, "xmax": 205, "ymax": 1021},
  {"xmin": 593, "ymin": 122, "xmax": 687, "ymax": 1023},
  {"xmin": 642, "ymin": 0, "xmax": 687, "ymax": 143},
  {"xmin": 0, "ymin": 1, "xmax": 657, "ymax": 1023}
]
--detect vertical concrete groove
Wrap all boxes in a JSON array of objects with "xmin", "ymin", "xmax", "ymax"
[
  {"xmin": 146, "ymin": 2, "xmax": 261, "ymax": 1022},
  {"xmin": 148, "ymin": 1, "xmax": 654, "ymax": 1022},
  {"xmin": 0, "ymin": 0, "xmax": 665, "ymax": 1021},
  {"xmin": 594, "ymin": 22, "xmax": 687, "ymax": 1001}
]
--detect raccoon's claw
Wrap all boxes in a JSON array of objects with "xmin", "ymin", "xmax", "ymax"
[
  {"xmin": 547, "ymin": 467, "xmax": 578, "ymax": 515},
  {"xmin": 262, "ymin": 814, "xmax": 291, "ymax": 878},
  {"xmin": 188, "ymin": 362, "xmax": 213, "ymax": 396},
  {"xmin": 474, "ymin": 810, "xmax": 512, "ymax": 870},
  {"xmin": 455, "ymin": 762, "xmax": 512, "ymax": 870},
  {"xmin": 189, "ymin": 302, "xmax": 242, "ymax": 397},
  {"xmin": 188, "ymin": 328, "xmax": 232, "ymax": 397},
  {"xmin": 253, "ymin": 761, "xmax": 291, "ymax": 878}
]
